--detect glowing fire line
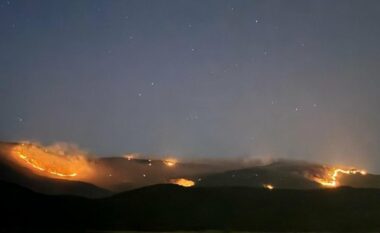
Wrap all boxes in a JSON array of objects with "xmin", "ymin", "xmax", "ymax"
[
  {"xmin": 15, "ymin": 151, "xmax": 77, "ymax": 177},
  {"xmin": 312, "ymin": 168, "xmax": 366, "ymax": 187}
]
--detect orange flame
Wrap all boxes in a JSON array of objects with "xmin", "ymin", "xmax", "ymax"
[
  {"xmin": 163, "ymin": 159, "xmax": 177, "ymax": 167},
  {"xmin": 16, "ymin": 151, "xmax": 77, "ymax": 177},
  {"xmin": 263, "ymin": 184, "xmax": 274, "ymax": 190},
  {"xmin": 123, "ymin": 154, "xmax": 135, "ymax": 161},
  {"xmin": 309, "ymin": 167, "xmax": 367, "ymax": 187},
  {"xmin": 10, "ymin": 143, "xmax": 93, "ymax": 180},
  {"xmin": 170, "ymin": 178, "xmax": 195, "ymax": 187}
]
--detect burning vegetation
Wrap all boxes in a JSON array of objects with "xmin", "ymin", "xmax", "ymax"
[
  {"xmin": 170, "ymin": 178, "xmax": 195, "ymax": 187},
  {"xmin": 123, "ymin": 154, "xmax": 137, "ymax": 161},
  {"xmin": 163, "ymin": 159, "xmax": 177, "ymax": 167},
  {"xmin": 263, "ymin": 184, "xmax": 274, "ymax": 190},
  {"xmin": 16, "ymin": 151, "xmax": 77, "ymax": 177},
  {"xmin": 9, "ymin": 142, "xmax": 94, "ymax": 180},
  {"xmin": 306, "ymin": 167, "xmax": 367, "ymax": 187},
  {"xmin": 1, "ymin": 141, "xmax": 372, "ymax": 191}
]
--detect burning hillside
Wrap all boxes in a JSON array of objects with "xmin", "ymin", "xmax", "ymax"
[
  {"xmin": 9, "ymin": 142, "xmax": 95, "ymax": 181},
  {"xmin": 0, "ymin": 141, "xmax": 227, "ymax": 192},
  {"xmin": 0, "ymin": 141, "xmax": 379, "ymax": 196},
  {"xmin": 305, "ymin": 167, "xmax": 367, "ymax": 187}
]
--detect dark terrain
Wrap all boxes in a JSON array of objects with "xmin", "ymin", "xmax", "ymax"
[{"xmin": 2, "ymin": 180, "xmax": 380, "ymax": 232}]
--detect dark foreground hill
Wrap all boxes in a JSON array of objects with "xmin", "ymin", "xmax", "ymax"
[
  {"xmin": 2, "ymin": 181, "xmax": 380, "ymax": 232},
  {"xmin": 0, "ymin": 161, "xmax": 111, "ymax": 198}
]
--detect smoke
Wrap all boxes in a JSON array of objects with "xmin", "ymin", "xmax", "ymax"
[
  {"xmin": 9, "ymin": 141, "xmax": 97, "ymax": 181},
  {"xmin": 40, "ymin": 142, "xmax": 89, "ymax": 157},
  {"xmin": 241, "ymin": 155, "xmax": 277, "ymax": 167},
  {"xmin": 0, "ymin": 140, "xmax": 370, "ymax": 192}
]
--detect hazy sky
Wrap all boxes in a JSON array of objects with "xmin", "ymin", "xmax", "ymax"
[{"xmin": 1, "ymin": 0, "xmax": 380, "ymax": 171}]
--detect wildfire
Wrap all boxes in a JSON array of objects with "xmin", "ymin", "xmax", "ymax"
[
  {"xmin": 16, "ymin": 151, "xmax": 77, "ymax": 177},
  {"xmin": 263, "ymin": 184, "xmax": 274, "ymax": 190},
  {"xmin": 10, "ymin": 143, "xmax": 93, "ymax": 180},
  {"xmin": 170, "ymin": 178, "xmax": 195, "ymax": 187},
  {"xmin": 163, "ymin": 159, "xmax": 177, "ymax": 167},
  {"xmin": 310, "ymin": 167, "xmax": 367, "ymax": 187},
  {"xmin": 124, "ymin": 155, "xmax": 134, "ymax": 161}
]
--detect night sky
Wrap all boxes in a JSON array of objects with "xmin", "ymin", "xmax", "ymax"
[{"xmin": 1, "ymin": 0, "xmax": 380, "ymax": 171}]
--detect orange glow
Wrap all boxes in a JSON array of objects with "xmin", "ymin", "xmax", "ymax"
[
  {"xmin": 163, "ymin": 159, "xmax": 177, "ymax": 167},
  {"xmin": 16, "ymin": 151, "xmax": 77, "ymax": 177},
  {"xmin": 124, "ymin": 155, "xmax": 134, "ymax": 161},
  {"xmin": 10, "ymin": 143, "xmax": 93, "ymax": 180},
  {"xmin": 263, "ymin": 184, "xmax": 274, "ymax": 190},
  {"xmin": 170, "ymin": 178, "xmax": 195, "ymax": 187},
  {"xmin": 309, "ymin": 167, "xmax": 367, "ymax": 187}
]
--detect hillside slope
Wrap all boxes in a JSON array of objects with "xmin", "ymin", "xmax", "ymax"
[{"xmin": 0, "ymin": 143, "xmax": 111, "ymax": 198}]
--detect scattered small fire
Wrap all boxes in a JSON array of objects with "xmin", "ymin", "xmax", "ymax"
[
  {"xmin": 170, "ymin": 178, "xmax": 195, "ymax": 187},
  {"xmin": 164, "ymin": 159, "xmax": 177, "ymax": 167},
  {"xmin": 263, "ymin": 184, "xmax": 274, "ymax": 190},
  {"xmin": 309, "ymin": 167, "xmax": 367, "ymax": 187}
]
